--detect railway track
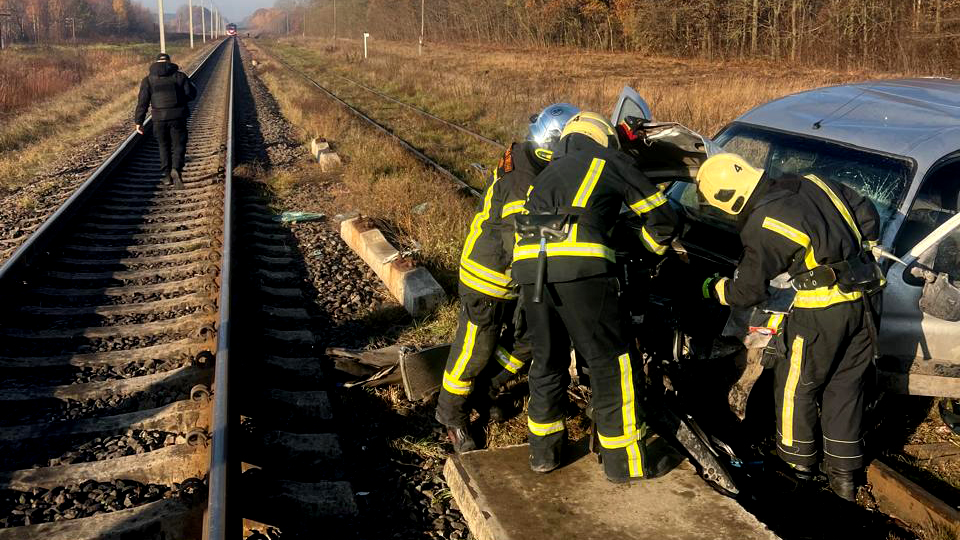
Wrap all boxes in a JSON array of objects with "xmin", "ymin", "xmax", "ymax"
[
  {"xmin": 0, "ymin": 37, "xmax": 235, "ymax": 539},
  {"xmin": 252, "ymin": 41, "xmax": 508, "ymax": 197}
]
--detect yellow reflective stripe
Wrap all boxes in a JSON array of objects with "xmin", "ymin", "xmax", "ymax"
[
  {"xmin": 528, "ymin": 417, "xmax": 565, "ymax": 437},
  {"xmin": 618, "ymin": 353, "xmax": 637, "ymax": 440},
  {"xmin": 781, "ymin": 335, "xmax": 805, "ymax": 447},
  {"xmin": 629, "ymin": 191, "xmax": 668, "ymax": 214},
  {"xmin": 767, "ymin": 312, "xmax": 785, "ymax": 331},
  {"xmin": 641, "ymin": 226, "xmax": 668, "ymax": 255},
  {"xmin": 501, "ymin": 200, "xmax": 525, "ymax": 218},
  {"xmin": 598, "ymin": 430, "xmax": 641, "ymax": 448},
  {"xmin": 762, "ymin": 217, "xmax": 818, "ymax": 270},
  {"xmin": 458, "ymin": 267, "xmax": 516, "ymax": 300},
  {"xmin": 626, "ymin": 442, "xmax": 644, "ymax": 477},
  {"xmin": 495, "ymin": 347, "xmax": 524, "ymax": 374},
  {"xmin": 534, "ymin": 148, "xmax": 554, "ymax": 161},
  {"xmin": 513, "ymin": 242, "xmax": 616, "ymax": 262},
  {"xmin": 793, "ymin": 286, "xmax": 862, "ymax": 309},
  {"xmin": 572, "ymin": 158, "xmax": 606, "ymax": 207},
  {"xmin": 804, "ymin": 174, "xmax": 861, "ymax": 243},
  {"xmin": 442, "ymin": 372, "xmax": 473, "ymax": 396},
  {"xmin": 714, "ymin": 277, "xmax": 729, "ymax": 306},
  {"xmin": 460, "ymin": 257, "xmax": 511, "ymax": 287},
  {"xmin": 449, "ymin": 321, "xmax": 478, "ymax": 380},
  {"xmin": 866, "ymin": 239, "xmax": 878, "ymax": 249},
  {"xmin": 461, "ymin": 175, "xmax": 499, "ymax": 268}
]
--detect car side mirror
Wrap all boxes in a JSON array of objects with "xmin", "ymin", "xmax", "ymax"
[{"xmin": 919, "ymin": 272, "xmax": 960, "ymax": 322}]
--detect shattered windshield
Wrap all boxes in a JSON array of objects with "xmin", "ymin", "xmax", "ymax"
[{"xmin": 671, "ymin": 124, "xmax": 912, "ymax": 232}]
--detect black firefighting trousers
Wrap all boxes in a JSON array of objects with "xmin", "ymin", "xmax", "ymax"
[
  {"xmin": 435, "ymin": 293, "xmax": 531, "ymax": 428},
  {"xmin": 154, "ymin": 118, "xmax": 188, "ymax": 176},
  {"xmin": 522, "ymin": 275, "xmax": 647, "ymax": 480},
  {"xmin": 774, "ymin": 300, "xmax": 874, "ymax": 471}
]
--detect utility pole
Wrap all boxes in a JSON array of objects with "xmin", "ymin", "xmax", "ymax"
[
  {"xmin": 302, "ymin": 10, "xmax": 305, "ymax": 38},
  {"xmin": 333, "ymin": 0, "xmax": 337, "ymax": 40},
  {"xmin": 214, "ymin": 7, "xmax": 218, "ymax": 38},
  {"xmin": 419, "ymin": 0, "xmax": 424, "ymax": 55},
  {"xmin": 201, "ymin": 0, "xmax": 206, "ymax": 43},
  {"xmin": 157, "ymin": 0, "xmax": 166, "ymax": 53},
  {"xmin": 188, "ymin": 0, "xmax": 194, "ymax": 48},
  {"xmin": 65, "ymin": 17, "xmax": 76, "ymax": 42},
  {"xmin": 285, "ymin": 11, "xmax": 289, "ymax": 35},
  {"xmin": 0, "ymin": 12, "xmax": 8, "ymax": 50}
]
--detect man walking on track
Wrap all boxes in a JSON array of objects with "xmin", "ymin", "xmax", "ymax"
[{"xmin": 134, "ymin": 53, "xmax": 197, "ymax": 189}]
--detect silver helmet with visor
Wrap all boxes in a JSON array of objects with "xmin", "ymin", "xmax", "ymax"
[{"xmin": 527, "ymin": 103, "xmax": 580, "ymax": 152}]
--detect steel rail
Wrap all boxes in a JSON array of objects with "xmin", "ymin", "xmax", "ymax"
[
  {"xmin": 206, "ymin": 36, "xmax": 236, "ymax": 540},
  {"xmin": 259, "ymin": 46, "xmax": 481, "ymax": 198},
  {"xmin": 0, "ymin": 39, "xmax": 226, "ymax": 291},
  {"xmin": 323, "ymin": 67, "xmax": 507, "ymax": 150}
]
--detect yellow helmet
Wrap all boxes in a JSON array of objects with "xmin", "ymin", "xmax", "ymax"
[
  {"xmin": 561, "ymin": 111, "xmax": 620, "ymax": 149},
  {"xmin": 695, "ymin": 153, "xmax": 764, "ymax": 215}
]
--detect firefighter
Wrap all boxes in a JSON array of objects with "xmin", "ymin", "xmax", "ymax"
[
  {"xmin": 134, "ymin": 53, "xmax": 197, "ymax": 189},
  {"xmin": 513, "ymin": 112, "xmax": 678, "ymax": 482},
  {"xmin": 697, "ymin": 153, "xmax": 883, "ymax": 501},
  {"xmin": 435, "ymin": 104, "xmax": 581, "ymax": 453}
]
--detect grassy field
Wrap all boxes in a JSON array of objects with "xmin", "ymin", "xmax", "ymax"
[{"xmin": 0, "ymin": 39, "xmax": 214, "ymax": 194}]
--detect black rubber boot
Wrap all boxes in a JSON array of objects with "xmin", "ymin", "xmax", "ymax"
[
  {"xmin": 826, "ymin": 468, "xmax": 857, "ymax": 502},
  {"xmin": 529, "ymin": 445, "xmax": 561, "ymax": 474},
  {"xmin": 171, "ymin": 170, "xmax": 185, "ymax": 190},
  {"xmin": 788, "ymin": 462, "xmax": 817, "ymax": 482},
  {"xmin": 162, "ymin": 172, "xmax": 173, "ymax": 186},
  {"xmin": 444, "ymin": 426, "xmax": 477, "ymax": 454}
]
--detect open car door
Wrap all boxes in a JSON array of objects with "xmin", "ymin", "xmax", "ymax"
[
  {"xmin": 879, "ymin": 213, "xmax": 960, "ymax": 397},
  {"xmin": 610, "ymin": 86, "xmax": 718, "ymax": 185}
]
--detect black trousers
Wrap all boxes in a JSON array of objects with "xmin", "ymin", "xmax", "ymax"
[
  {"xmin": 435, "ymin": 293, "xmax": 531, "ymax": 428},
  {"xmin": 154, "ymin": 118, "xmax": 188, "ymax": 175},
  {"xmin": 523, "ymin": 275, "xmax": 647, "ymax": 480},
  {"xmin": 774, "ymin": 300, "xmax": 873, "ymax": 471}
]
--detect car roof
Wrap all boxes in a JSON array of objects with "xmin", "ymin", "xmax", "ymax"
[{"xmin": 734, "ymin": 78, "xmax": 960, "ymax": 161}]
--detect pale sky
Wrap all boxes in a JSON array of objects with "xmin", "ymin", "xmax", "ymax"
[{"xmin": 135, "ymin": 0, "xmax": 274, "ymax": 24}]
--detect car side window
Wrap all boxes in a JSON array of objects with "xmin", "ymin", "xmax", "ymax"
[
  {"xmin": 921, "ymin": 227, "xmax": 960, "ymax": 283},
  {"xmin": 893, "ymin": 160, "xmax": 960, "ymax": 256}
]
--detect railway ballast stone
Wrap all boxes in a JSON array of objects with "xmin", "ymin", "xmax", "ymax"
[{"xmin": 340, "ymin": 216, "xmax": 444, "ymax": 317}]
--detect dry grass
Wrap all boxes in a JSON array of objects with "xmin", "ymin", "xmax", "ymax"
[
  {"xmin": 248, "ymin": 42, "xmax": 475, "ymax": 293},
  {"xmin": 269, "ymin": 36, "xmax": 911, "ymax": 145},
  {"xmin": 0, "ymin": 40, "xmax": 213, "ymax": 193},
  {"xmin": 0, "ymin": 43, "xmax": 169, "ymax": 114}
]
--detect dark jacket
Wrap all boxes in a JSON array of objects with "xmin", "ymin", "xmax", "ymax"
[
  {"xmin": 712, "ymin": 173, "xmax": 881, "ymax": 310},
  {"xmin": 134, "ymin": 62, "xmax": 197, "ymax": 125},
  {"xmin": 512, "ymin": 133, "xmax": 679, "ymax": 285},
  {"xmin": 459, "ymin": 141, "xmax": 551, "ymax": 300}
]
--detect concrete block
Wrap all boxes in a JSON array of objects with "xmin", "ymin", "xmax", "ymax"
[
  {"xmin": 310, "ymin": 138, "xmax": 331, "ymax": 156},
  {"xmin": 317, "ymin": 151, "xmax": 342, "ymax": 172},
  {"xmin": 340, "ymin": 216, "xmax": 445, "ymax": 317},
  {"xmin": 444, "ymin": 442, "xmax": 780, "ymax": 540}
]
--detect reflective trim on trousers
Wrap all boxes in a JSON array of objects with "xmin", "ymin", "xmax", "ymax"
[
  {"xmin": 442, "ymin": 371, "xmax": 473, "ymax": 396},
  {"xmin": 528, "ymin": 417, "xmax": 565, "ymax": 437},
  {"xmin": 449, "ymin": 321, "xmax": 478, "ymax": 381},
  {"xmin": 781, "ymin": 335, "xmax": 805, "ymax": 446},
  {"xmin": 495, "ymin": 346, "xmax": 524, "ymax": 374}
]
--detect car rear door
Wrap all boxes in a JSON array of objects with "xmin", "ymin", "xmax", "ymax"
[{"xmin": 878, "ymin": 213, "xmax": 960, "ymax": 397}]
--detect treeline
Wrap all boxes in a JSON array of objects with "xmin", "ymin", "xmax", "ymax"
[
  {"xmin": 251, "ymin": 0, "xmax": 960, "ymax": 72},
  {"xmin": 0, "ymin": 0, "xmax": 156, "ymax": 43}
]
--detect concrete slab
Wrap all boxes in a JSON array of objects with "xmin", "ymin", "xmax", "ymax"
[{"xmin": 444, "ymin": 442, "xmax": 779, "ymax": 540}]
